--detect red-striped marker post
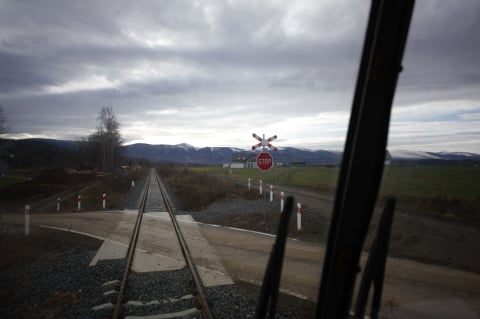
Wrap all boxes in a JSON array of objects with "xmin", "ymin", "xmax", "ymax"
[
  {"xmin": 269, "ymin": 185, "xmax": 273, "ymax": 202},
  {"xmin": 77, "ymin": 195, "xmax": 81, "ymax": 210},
  {"xmin": 102, "ymin": 193, "xmax": 106, "ymax": 209},
  {"xmin": 297, "ymin": 203, "xmax": 302, "ymax": 231},
  {"xmin": 280, "ymin": 192, "xmax": 285, "ymax": 212}
]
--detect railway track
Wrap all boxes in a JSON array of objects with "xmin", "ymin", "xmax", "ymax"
[{"xmin": 112, "ymin": 168, "xmax": 212, "ymax": 319}]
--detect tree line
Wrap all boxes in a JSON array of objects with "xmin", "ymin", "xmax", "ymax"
[{"xmin": 0, "ymin": 105, "xmax": 124, "ymax": 172}]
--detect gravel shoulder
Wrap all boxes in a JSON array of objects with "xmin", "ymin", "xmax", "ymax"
[{"xmin": 0, "ymin": 226, "xmax": 124, "ymax": 319}]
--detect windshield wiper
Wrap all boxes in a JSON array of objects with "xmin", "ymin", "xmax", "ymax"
[{"xmin": 315, "ymin": 0, "xmax": 415, "ymax": 318}]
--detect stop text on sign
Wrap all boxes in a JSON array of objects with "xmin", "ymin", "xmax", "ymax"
[{"xmin": 257, "ymin": 158, "xmax": 272, "ymax": 165}]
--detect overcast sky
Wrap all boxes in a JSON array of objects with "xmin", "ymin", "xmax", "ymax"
[{"xmin": 0, "ymin": 0, "xmax": 479, "ymax": 153}]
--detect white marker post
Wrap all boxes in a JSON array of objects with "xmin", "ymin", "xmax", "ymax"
[
  {"xmin": 269, "ymin": 185, "xmax": 274, "ymax": 202},
  {"xmin": 25, "ymin": 204, "xmax": 30, "ymax": 236},
  {"xmin": 131, "ymin": 180, "xmax": 135, "ymax": 187},
  {"xmin": 56, "ymin": 197, "xmax": 61, "ymax": 212},
  {"xmin": 77, "ymin": 195, "xmax": 81, "ymax": 211},
  {"xmin": 248, "ymin": 178, "xmax": 251, "ymax": 191},
  {"xmin": 102, "ymin": 193, "xmax": 106, "ymax": 209},
  {"xmin": 259, "ymin": 180, "xmax": 263, "ymax": 195},
  {"xmin": 297, "ymin": 203, "xmax": 302, "ymax": 231},
  {"xmin": 280, "ymin": 192, "xmax": 285, "ymax": 213}
]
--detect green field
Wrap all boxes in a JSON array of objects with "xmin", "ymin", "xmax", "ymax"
[
  {"xmin": 192, "ymin": 166, "xmax": 480, "ymax": 218},
  {"xmin": 192, "ymin": 166, "xmax": 339, "ymax": 192}
]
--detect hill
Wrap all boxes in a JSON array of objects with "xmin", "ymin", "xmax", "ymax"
[{"xmin": 1, "ymin": 138, "xmax": 479, "ymax": 171}]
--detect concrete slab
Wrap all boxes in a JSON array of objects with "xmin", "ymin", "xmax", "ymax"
[
  {"xmin": 89, "ymin": 211, "xmax": 138, "ymax": 265},
  {"xmin": 89, "ymin": 238, "xmax": 128, "ymax": 265},
  {"xmin": 132, "ymin": 212, "xmax": 186, "ymax": 272},
  {"xmin": 131, "ymin": 248, "xmax": 185, "ymax": 272},
  {"xmin": 176, "ymin": 215, "xmax": 234, "ymax": 287}
]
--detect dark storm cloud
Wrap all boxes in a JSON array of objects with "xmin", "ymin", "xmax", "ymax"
[
  {"xmin": 0, "ymin": 0, "xmax": 478, "ymax": 151},
  {"xmin": 0, "ymin": 0, "xmax": 369, "ymax": 95},
  {"xmin": 400, "ymin": 1, "xmax": 480, "ymax": 92}
]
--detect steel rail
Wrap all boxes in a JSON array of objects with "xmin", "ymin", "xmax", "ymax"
[
  {"xmin": 153, "ymin": 170, "xmax": 213, "ymax": 319},
  {"xmin": 112, "ymin": 170, "xmax": 152, "ymax": 319}
]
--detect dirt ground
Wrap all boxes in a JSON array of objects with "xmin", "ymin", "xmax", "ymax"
[{"xmin": 190, "ymin": 187, "xmax": 480, "ymax": 274}]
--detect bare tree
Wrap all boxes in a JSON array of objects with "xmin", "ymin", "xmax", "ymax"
[
  {"xmin": 0, "ymin": 106, "xmax": 9, "ymax": 135},
  {"xmin": 89, "ymin": 106, "xmax": 122, "ymax": 172}
]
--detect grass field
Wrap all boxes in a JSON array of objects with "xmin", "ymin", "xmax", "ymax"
[
  {"xmin": 0, "ymin": 176, "xmax": 30, "ymax": 190},
  {"xmin": 192, "ymin": 166, "xmax": 480, "ymax": 219}
]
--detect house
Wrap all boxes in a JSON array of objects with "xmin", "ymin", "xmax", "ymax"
[{"xmin": 230, "ymin": 152, "xmax": 257, "ymax": 168}]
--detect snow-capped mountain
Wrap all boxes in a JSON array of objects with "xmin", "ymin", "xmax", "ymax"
[{"xmin": 1, "ymin": 138, "xmax": 479, "ymax": 168}]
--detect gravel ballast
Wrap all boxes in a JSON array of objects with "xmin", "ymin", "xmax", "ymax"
[{"xmin": 0, "ymin": 227, "xmax": 125, "ymax": 319}]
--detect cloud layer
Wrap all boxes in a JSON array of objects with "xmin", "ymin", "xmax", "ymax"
[{"xmin": 1, "ymin": 0, "xmax": 479, "ymax": 152}]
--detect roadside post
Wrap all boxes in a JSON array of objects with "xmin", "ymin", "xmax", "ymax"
[
  {"xmin": 77, "ymin": 195, "xmax": 81, "ymax": 210},
  {"xmin": 25, "ymin": 204, "xmax": 30, "ymax": 236},
  {"xmin": 248, "ymin": 178, "xmax": 251, "ymax": 191},
  {"xmin": 131, "ymin": 180, "xmax": 135, "ymax": 187},
  {"xmin": 270, "ymin": 185, "xmax": 274, "ymax": 202},
  {"xmin": 259, "ymin": 180, "xmax": 263, "ymax": 195},
  {"xmin": 102, "ymin": 193, "xmax": 106, "ymax": 209},
  {"xmin": 280, "ymin": 192, "xmax": 285, "ymax": 213},
  {"xmin": 297, "ymin": 203, "xmax": 302, "ymax": 231},
  {"xmin": 57, "ymin": 197, "xmax": 61, "ymax": 212}
]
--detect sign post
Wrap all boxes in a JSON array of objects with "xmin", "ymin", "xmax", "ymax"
[{"xmin": 251, "ymin": 133, "xmax": 278, "ymax": 228}]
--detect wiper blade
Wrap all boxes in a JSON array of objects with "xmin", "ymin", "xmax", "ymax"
[
  {"xmin": 255, "ymin": 195, "xmax": 295, "ymax": 319},
  {"xmin": 354, "ymin": 197, "xmax": 396, "ymax": 319}
]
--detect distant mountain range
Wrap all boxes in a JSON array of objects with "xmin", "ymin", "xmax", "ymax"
[
  {"xmin": 1, "ymin": 138, "xmax": 479, "ymax": 169},
  {"xmin": 123, "ymin": 143, "xmax": 343, "ymax": 166}
]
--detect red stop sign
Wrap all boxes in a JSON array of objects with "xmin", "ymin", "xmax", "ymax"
[{"xmin": 256, "ymin": 152, "xmax": 273, "ymax": 171}]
